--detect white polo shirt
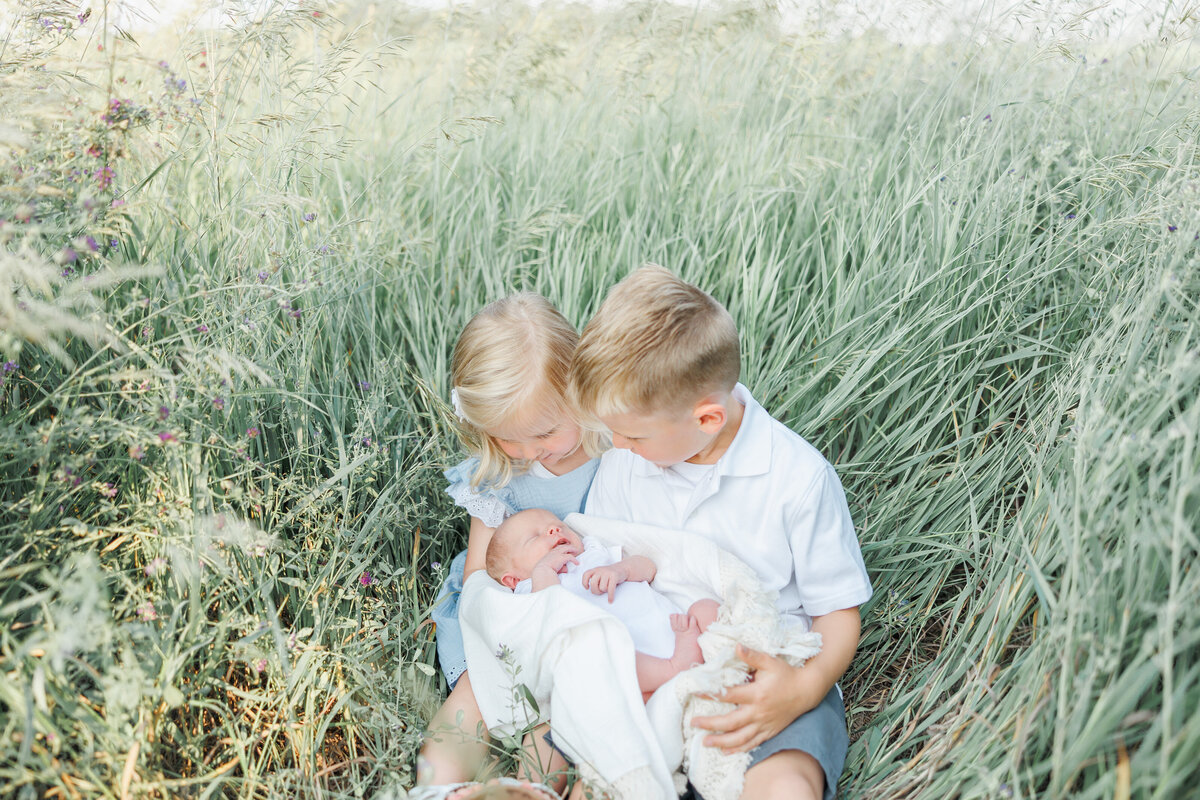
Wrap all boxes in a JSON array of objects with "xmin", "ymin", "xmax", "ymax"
[{"xmin": 585, "ymin": 384, "xmax": 872, "ymax": 630}]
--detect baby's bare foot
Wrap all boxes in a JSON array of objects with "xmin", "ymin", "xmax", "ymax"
[{"xmin": 669, "ymin": 613, "xmax": 703, "ymax": 671}]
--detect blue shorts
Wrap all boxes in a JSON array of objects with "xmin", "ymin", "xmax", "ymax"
[
  {"xmin": 738, "ymin": 684, "xmax": 848, "ymax": 800},
  {"xmin": 431, "ymin": 550, "xmax": 469, "ymax": 688},
  {"xmin": 547, "ymin": 684, "xmax": 848, "ymax": 800}
]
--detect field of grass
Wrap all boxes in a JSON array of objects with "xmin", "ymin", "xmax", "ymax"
[{"xmin": 1, "ymin": 1, "xmax": 1197, "ymax": 798}]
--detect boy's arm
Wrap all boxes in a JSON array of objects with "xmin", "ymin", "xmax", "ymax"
[{"xmin": 691, "ymin": 606, "xmax": 861, "ymax": 753}]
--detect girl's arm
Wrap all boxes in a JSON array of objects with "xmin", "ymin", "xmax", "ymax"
[{"xmin": 462, "ymin": 515, "xmax": 497, "ymax": 579}]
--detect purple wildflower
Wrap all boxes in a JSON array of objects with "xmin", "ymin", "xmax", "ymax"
[
  {"xmin": 158, "ymin": 431, "xmax": 177, "ymax": 443},
  {"xmin": 984, "ymin": 113, "xmax": 991, "ymax": 122},
  {"xmin": 136, "ymin": 601, "xmax": 157, "ymax": 621},
  {"xmin": 1066, "ymin": 213, "xmax": 1076, "ymax": 220},
  {"xmin": 158, "ymin": 405, "xmax": 170, "ymax": 420},
  {"xmin": 358, "ymin": 380, "xmax": 370, "ymax": 390},
  {"xmin": 2, "ymin": 361, "xmax": 16, "ymax": 374},
  {"xmin": 303, "ymin": 213, "xmax": 316, "ymax": 222},
  {"xmin": 212, "ymin": 397, "xmax": 225, "ymax": 410},
  {"xmin": 290, "ymin": 309, "xmax": 301, "ymax": 318},
  {"xmin": 247, "ymin": 426, "xmax": 259, "ymax": 438},
  {"xmin": 257, "ymin": 270, "xmax": 269, "ymax": 282},
  {"xmin": 1168, "ymin": 225, "xmax": 1177, "ymax": 232},
  {"xmin": 129, "ymin": 444, "xmax": 146, "ymax": 460},
  {"xmin": 197, "ymin": 324, "xmax": 209, "ymax": 332},
  {"xmin": 254, "ymin": 658, "xmax": 267, "ymax": 673},
  {"xmin": 99, "ymin": 483, "xmax": 118, "ymax": 498},
  {"xmin": 85, "ymin": 236, "xmax": 99, "ymax": 251},
  {"xmin": 359, "ymin": 571, "xmax": 373, "ymax": 586}
]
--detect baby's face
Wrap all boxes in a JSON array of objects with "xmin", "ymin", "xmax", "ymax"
[{"xmin": 498, "ymin": 509, "xmax": 583, "ymax": 580}]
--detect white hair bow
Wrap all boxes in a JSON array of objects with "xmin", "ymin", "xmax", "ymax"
[{"xmin": 450, "ymin": 388, "xmax": 467, "ymax": 422}]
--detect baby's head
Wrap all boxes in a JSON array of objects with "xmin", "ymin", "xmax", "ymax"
[
  {"xmin": 451, "ymin": 293, "xmax": 603, "ymax": 487},
  {"xmin": 485, "ymin": 508, "xmax": 583, "ymax": 589},
  {"xmin": 569, "ymin": 265, "xmax": 741, "ymax": 467}
]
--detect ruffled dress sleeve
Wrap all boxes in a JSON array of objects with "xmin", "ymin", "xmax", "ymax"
[{"xmin": 444, "ymin": 458, "xmax": 510, "ymax": 529}]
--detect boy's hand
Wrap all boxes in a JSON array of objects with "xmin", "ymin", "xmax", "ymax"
[
  {"xmin": 693, "ymin": 607, "xmax": 861, "ymax": 753},
  {"xmin": 581, "ymin": 564, "xmax": 630, "ymax": 603},
  {"xmin": 529, "ymin": 547, "xmax": 579, "ymax": 591},
  {"xmin": 690, "ymin": 644, "xmax": 825, "ymax": 754}
]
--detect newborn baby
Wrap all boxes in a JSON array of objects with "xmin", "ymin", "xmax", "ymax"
[{"xmin": 485, "ymin": 508, "xmax": 718, "ymax": 699}]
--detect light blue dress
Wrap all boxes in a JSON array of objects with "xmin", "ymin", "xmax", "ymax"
[{"xmin": 433, "ymin": 456, "xmax": 600, "ymax": 687}]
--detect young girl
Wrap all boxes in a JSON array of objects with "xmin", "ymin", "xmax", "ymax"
[{"xmin": 417, "ymin": 293, "xmax": 605, "ymax": 800}]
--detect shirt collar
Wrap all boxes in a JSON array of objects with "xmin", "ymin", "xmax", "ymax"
[
  {"xmin": 628, "ymin": 383, "xmax": 772, "ymax": 478},
  {"xmin": 717, "ymin": 383, "xmax": 772, "ymax": 477}
]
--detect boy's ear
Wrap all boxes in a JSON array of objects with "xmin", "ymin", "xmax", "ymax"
[
  {"xmin": 500, "ymin": 573, "xmax": 521, "ymax": 590},
  {"xmin": 693, "ymin": 398, "xmax": 728, "ymax": 434}
]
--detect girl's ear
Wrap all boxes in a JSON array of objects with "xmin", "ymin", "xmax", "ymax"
[{"xmin": 500, "ymin": 573, "xmax": 521, "ymax": 590}]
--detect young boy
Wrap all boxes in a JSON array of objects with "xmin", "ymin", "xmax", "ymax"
[
  {"xmin": 569, "ymin": 265, "xmax": 872, "ymax": 800},
  {"xmin": 485, "ymin": 507, "xmax": 718, "ymax": 700}
]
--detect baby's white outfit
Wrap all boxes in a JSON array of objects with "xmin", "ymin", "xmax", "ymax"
[{"xmin": 514, "ymin": 535, "xmax": 680, "ymax": 659}]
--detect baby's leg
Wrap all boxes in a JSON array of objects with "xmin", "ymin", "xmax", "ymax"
[
  {"xmin": 419, "ymin": 671, "xmax": 490, "ymax": 785},
  {"xmin": 688, "ymin": 598, "xmax": 720, "ymax": 632},
  {"xmin": 634, "ymin": 614, "xmax": 704, "ymax": 699}
]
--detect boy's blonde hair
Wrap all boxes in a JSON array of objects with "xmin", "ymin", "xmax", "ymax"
[
  {"xmin": 451, "ymin": 293, "xmax": 604, "ymax": 488},
  {"xmin": 570, "ymin": 265, "xmax": 740, "ymax": 418}
]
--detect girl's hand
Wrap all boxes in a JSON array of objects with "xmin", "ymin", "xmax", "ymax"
[
  {"xmin": 690, "ymin": 645, "xmax": 824, "ymax": 754},
  {"xmin": 581, "ymin": 564, "xmax": 629, "ymax": 603}
]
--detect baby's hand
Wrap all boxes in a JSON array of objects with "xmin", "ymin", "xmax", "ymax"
[
  {"xmin": 530, "ymin": 546, "xmax": 579, "ymax": 590},
  {"xmin": 582, "ymin": 564, "xmax": 629, "ymax": 603}
]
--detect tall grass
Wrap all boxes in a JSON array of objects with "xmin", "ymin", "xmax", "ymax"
[{"xmin": 1, "ymin": 1, "xmax": 1197, "ymax": 798}]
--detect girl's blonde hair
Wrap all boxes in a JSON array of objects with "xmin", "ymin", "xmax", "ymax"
[{"xmin": 451, "ymin": 293, "xmax": 605, "ymax": 488}]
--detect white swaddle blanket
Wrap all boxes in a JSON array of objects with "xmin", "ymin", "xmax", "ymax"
[{"xmin": 459, "ymin": 513, "xmax": 822, "ymax": 800}]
